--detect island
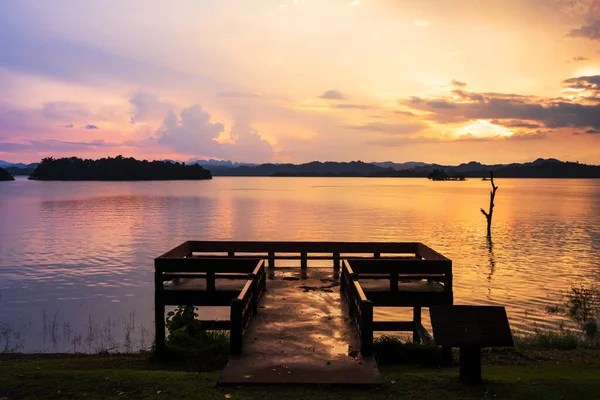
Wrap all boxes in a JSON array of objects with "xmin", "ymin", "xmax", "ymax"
[
  {"xmin": 427, "ymin": 169, "xmax": 466, "ymax": 181},
  {"xmin": 29, "ymin": 156, "xmax": 212, "ymax": 181},
  {"xmin": 0, "ymin": 167, "xmax": 15, "ymax": 181}
]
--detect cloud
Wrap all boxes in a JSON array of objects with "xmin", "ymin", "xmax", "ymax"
[
  {"xmin": 217, "ymin": 91, "xmax": 263, "ymax": 99},
  {"xmin": 427, "ymin": 100, "xmax": 457, "ymax": 109},
  {"xmin": 41, "ymin": 102, "xmax": 91, "ymax": 121},
  {"xmin": 452, "ymin": 90, "xmax": 484, "ymax": 102},
  {"xmin": 157, "ymin": 105, "xmax": 226, "ymax": 157},
  {"xmin": 226, "ymin": 119, "xmax": 274, "ymax": 163},
  {"xmin": 0, "ymin": 139, "xmax": 121, "ymax": 152},
  {"xmin": 567, "ymin": 20, "xmax": 600, "ymax": 41},
  {"xmin": 156, "ymin": 104, "xmax": 274, "ymax": 162},
  {"xmin": 490, "ymin": 120, "xmax": 541, "ymax": 129},
  {"xmin": 344, "ymin": 121, "xmax": 427, "ymax": 135},
  {"xmin": 0, "ymin": 101, "xmax": 105, "ymax": 138},
  {"xmin": 402, "ymin": 76, "xmax": 600, "ymax": 130},
  {"xmin": 348, "ymin": 1, "xmax": 361, "ymax": 6},
  {"xmin": 506, "ymin": 130, "xmax": 549, "ymax": 140},
  {"xmin": 333, "ymin": 104, "xmax": 371, "ymax": 109},
  {"xmin": 129, "ymin": 90, "xmax": 173, "ymax": 125},
  {"xmin": 318, "ymin": 90, "xmax": 346, "ymax": 100},
  {"xmin": 451, "ymin": 79, "xmax": 467, "ymax": 88},
  {"xmin": 563, "ymin": 75, "xmax": 600, "ymax": 90},
  {"xmin": 585, "ymin": 129, "xmax": 600, "ymax": 134},
  {"xmin": 0, "ymin": 11, "xmax": 224, "ymax": 98},
  {"xmin": 411, "ymin": 96, "xmax": 457, "ymax": 109},
  {"xmin": 84, "ymin": 124, "xmax": 99, "ymax": 129},
  {"xmin": 394, "ymin": 110, "xmax": 416, "ymax": 116},
  {"xmin": 566, "ymin": 56, "xmax": 590, "ymax": 63},
  {"xmin": 414, "ymin": 20, "xmax": 430, "ymax": 27}
]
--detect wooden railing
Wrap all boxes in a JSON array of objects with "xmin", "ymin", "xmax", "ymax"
[
  {"xmin": 155, "ymin": 241, "xmax": 452, "ymax": 356},
  {"xmin": 341, "ymin": 257, "xmax": 453, "ymax": 353},
  {"xmin": 230, "ymin": 260, "xmax": 267, "ymax": 355},
  {"xmin": 154, "ymin": 256, "xmax": 266, "ymax": 354},
  {"xmin": 340, "ymin": 260, "xmax": 374, "ymax": 356},
  {"xmin": 158, "ymin": 241, "xmax": 425, "ymax": 269}
]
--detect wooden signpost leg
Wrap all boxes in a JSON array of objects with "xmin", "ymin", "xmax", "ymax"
[
  {"xmin": 442, "ymin": 346, "xmax": 453, "ymax": 366},
  {"xmin": 459, "ymin": 346, "xmax": 482, "ymax": 384}
]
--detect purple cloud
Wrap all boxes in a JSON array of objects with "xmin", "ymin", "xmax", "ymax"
[{"xmin": 319, "ymin": 90, "xmax": 346, "ymax": 100}]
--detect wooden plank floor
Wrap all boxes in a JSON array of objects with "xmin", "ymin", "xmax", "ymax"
[{"xmin": 218, "ymin": 267, "xmax": 381, "ymax": 385}]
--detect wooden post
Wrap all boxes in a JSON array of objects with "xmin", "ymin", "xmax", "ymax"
[
  {"xmin": 413, "ymin": 307, "xmax": 421, "ymax": 343},
  {"xmin": 230, "ymin": 299, "xmax": 244, "ymax": 355},
  {"xmin": 301, "ymin": 252, "xmax": 307, "ymax": 269},
  {"xmin": 480, "ymin": 171, "xmax": 498, "ymax": 237},
  {"xmin": 374, "ymin": 252, "xmax": 381, "ymax": 258},
  {"xmin": 442, "ymin": 346, "xmax": 453, "ymax": 366},
  {"xmin": 206, "ymin": 271, "xmax": 216, "ymax": 292},
  {"xmin": 154, "ymin": 269, "xmax": 166, "ymax": 354},
  {"xmin": 390, "ymin": 272, "xmax": 398, "ymax": 292},
  {"xmin": 268, "ymin": 252, "xmax": 275, "ymax": 269},
  {"xmin": 360, "ymin": 300, "xmax": 374, "ymax": 356},
  {"xmin": 333, "ymin": 252, "xmax": 341, "ymax": 271},
  {"xmin": 228, "ymin": 251, "xmax": 234, "ymax": 257},
  {"xmin": 251, "ymin": 278, "xmax": 258, "ymax": 315},
  {"xmin": 459, "ymin": 347, "xmax": 482, "ymax": 384}
]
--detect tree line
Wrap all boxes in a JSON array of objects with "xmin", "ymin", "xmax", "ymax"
[{"xmin": 29, "ymin": 156, "xmax": 212, "ymax": 181}]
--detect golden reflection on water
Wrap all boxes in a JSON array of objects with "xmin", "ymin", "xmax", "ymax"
[{"xmin": 0, "ymin": 177, "xmax": 599, "ymax": 351}]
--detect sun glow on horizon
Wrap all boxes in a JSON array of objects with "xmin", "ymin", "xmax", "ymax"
[{"xmin": 457, "ymin": 120, "xmax": 513, "ymax": 138}]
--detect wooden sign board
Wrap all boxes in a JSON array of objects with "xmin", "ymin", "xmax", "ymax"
[{"xmin": 429, "ymin": 305, "xmax": 513, "ymax": 348}]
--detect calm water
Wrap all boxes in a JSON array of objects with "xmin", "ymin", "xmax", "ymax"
[{"xmin": 1, "ymin": 176, "xmax": 599, "ymax": 352}]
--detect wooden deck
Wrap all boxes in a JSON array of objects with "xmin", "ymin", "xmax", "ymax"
[
  {"xmin": 218, "ymin": 268, "xmax": 381, "ymax": 385},
  {"xmin": 154, "ymin": 241, "xmax": 454, "ymax": 384}
]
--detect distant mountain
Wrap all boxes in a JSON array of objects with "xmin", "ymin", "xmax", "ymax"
[
  {"xmin": 370, "ymin": 159, "xmax": 600, "ymax": 178},
  {"xmin": 0, "ymin": 160, "xmax": 30, "ymax": 168},
  {"xmin": 187, "ymin": 158, "xmax": 258, "ymax": 168},
  {"xmin": 371, "ymin": 161, "xmax": 430, "ymax": 171},
  {"xmin": 5, "ymin": 166, "xmax": 35, "ymax": 176},
  {"xmin": 0, "ymin": 162, "xmax": 39, "ymax": 176},
  {"xmin": 3, "ymin": 157, "xmax": 599, "ymax": 179},
  {"xmin": 208, "ymin": 161, "xmax": 393, "ymax": 177},
  {"xmin": 203, "ymin": 159, "xmax": 600, "ymax": 178}
]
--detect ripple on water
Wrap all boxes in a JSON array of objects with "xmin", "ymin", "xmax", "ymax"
[{"xmin": 0, "ymin": 177, "xmax": 599, "ymax": 351}]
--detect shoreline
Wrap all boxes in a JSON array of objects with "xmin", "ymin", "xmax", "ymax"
[{"xmin": 2, "ymin": 347, "xmax": 599, "ymax": 399}]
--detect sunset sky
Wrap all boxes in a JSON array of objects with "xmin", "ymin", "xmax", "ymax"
[{"xmin": 1, "ymin": 0, "xmax": 599, "ymax": 164}]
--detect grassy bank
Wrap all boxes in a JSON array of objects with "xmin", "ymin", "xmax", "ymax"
[{"xmin": 1, "ymin": 349, "xmax": 600, "ymax": 400}]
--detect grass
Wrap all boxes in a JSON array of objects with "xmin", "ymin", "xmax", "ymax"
[{"xmin": 1, "ymin": 350, "xmax": 600, "ymax": 399}]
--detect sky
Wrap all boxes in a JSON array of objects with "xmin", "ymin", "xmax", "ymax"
[{"xmin": 1, "ymin": 0, "xmax": 600, "ymax": 165}]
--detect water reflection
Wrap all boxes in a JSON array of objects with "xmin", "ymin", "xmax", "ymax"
[
  {"xmin": 486, "ymin": 237, "xmax": 496, "ymax": 282},
  {"xmin": 0, "ymin": 177, "xmax": 599, "ymax": 351}
]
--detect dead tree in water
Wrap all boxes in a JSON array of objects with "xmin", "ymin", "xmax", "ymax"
[{"xmin": 480, "ymin": 172, "xmax": 498, "ymax": 237}]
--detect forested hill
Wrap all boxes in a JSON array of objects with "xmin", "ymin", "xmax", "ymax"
[
  {"xmin": 0, "ymin": 167, "xmax": 15, "ymax": 181},
  {"xmin": 204, "ymin": 159, "xmax": 600, "ymax": 178},
  {"xmin": 29, "ymin": 156, "xmax": 212, "ymax": 181},
  {"xmin": 208, "ymin": 161, "xmax": 392, "ymax": 176}
]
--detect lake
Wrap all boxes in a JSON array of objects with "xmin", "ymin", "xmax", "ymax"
[{"xmin": 1, "ymin": 176, "xmax": 599, "ymax": 352}]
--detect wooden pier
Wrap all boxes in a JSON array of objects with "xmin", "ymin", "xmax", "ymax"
[{"xmin": 154, "ymin": 241, "xmax": 453, "ymax": 384}]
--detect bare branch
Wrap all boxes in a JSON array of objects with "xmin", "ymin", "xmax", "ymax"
[{"xmin": 481, "ymin": 171, "xmax": 498, "ymax": 237}]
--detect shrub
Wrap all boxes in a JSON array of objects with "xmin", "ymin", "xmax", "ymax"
[
  {"xmin": 515, "ymin": 330, "xmax": 580, "ymax": 350},
  {"xmin": 164, "ymin": 306, "xmax": 229, "ymax": 360},
  {"xmin": 372, "ymin": 335, "xmax": 442, "ymax": 365},
  {"xmin": 546, "ymin": 284, "xmax": 600, "ymax": 340}
]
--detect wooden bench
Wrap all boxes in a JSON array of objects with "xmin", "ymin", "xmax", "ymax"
[{"xmin": 429, "ymin": 305, "xmax": 514, "ymax": 384}]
